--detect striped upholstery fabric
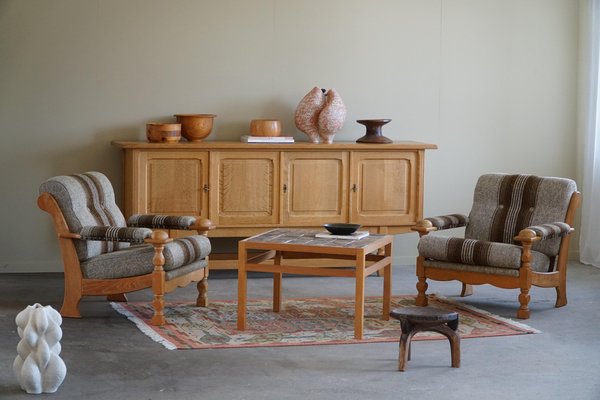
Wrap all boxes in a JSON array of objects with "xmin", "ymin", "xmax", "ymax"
[
  {"xmin": 465, "ymin": 174, "xmax": 577, "ymax": 257},
  {"xmin": 418, "ymin": 174, "xmax": 577, "ymax": 273},
  {"xmin": 39, "ymin": 172, "xmax": 130, "ymax": 261},
  {"xmin": 80, "ymin": 235, "xmax": 211, "ymax": 279},
  {"xmin": 79, "ymin": 226, "xmax": 152, "ymax": 244},
  {"xmin": 425, "ymin": 214, "xmax": 468, "ymax": 230},
  {"xmin": 418, "ymin": 235, "xmax": 551, "ymax": 272},
  {"xmin": 529, "ymin": 222, "xmax": 572, "ymax": 240},
  {"xmin": 128, "ymin": 214, "xmax": 196, "ymax": 230}
]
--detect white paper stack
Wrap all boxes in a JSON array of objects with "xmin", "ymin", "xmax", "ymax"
[
  {"xmin": 240, "ymin": 135, "xmax": 295, "ymax": 143},
  {"xmin": 315, "ymin": 231, "xmax": 370, "ymax": 240}
]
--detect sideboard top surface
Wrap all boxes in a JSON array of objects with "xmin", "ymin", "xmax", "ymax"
[{"xmin": 112, "ymin": 140, "xmax": 438, "ymax": 151}]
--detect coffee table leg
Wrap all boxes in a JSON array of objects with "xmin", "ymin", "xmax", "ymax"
[
  {"xmin": 355, "ymin": 252, "xmax": 366, "ymax": 340},
  {"xmin": 273, "ymin": 251, "xmax": 282, "ymax": 312},
  {"xmin": 383, "ymin": 242, "xmax": 392, "ymax": 320},
  {"xmin": 237, "ymin": 242, "xmax": 247, "ymax": 330}
]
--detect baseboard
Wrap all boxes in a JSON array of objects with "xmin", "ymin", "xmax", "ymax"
[{"xmin": 0, "ymin": 261, "xmax": 62, "ymax": 273}]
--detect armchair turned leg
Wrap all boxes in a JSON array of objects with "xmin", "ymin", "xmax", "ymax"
[
  {"xmin": 517, "ymin": 288, "xmax": 531, "ymax": 319},
  {"xmin": 196, "ymin": 277, "xmax": 208, "ymax": 307},
  {"xmin": 416, "ymin": 278, "xmax": 428, "ymax": 306},
  {"xmin": 148, "ymin": 231, "xmax": 168, "ymax": 326},
  {"xmin": 415, "ymin": 257, "xmax": 428, "ymax": 306},
  {"xmin": 151, "ymin": 293, "xmax": 166, "ymax": 326}
]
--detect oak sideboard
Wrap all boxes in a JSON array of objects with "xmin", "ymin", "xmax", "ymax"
[{"xmin": 113, "ymin": 140, "xmax": 437, "ymax": 268}]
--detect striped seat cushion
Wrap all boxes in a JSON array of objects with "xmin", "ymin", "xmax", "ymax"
[
  {"xmin": 418, "ymin": 235, "xmax": 550, "ymax": 272},
  {"xmin": 80, "ymin": 235, "xmax": 211, "ymax": 280}
]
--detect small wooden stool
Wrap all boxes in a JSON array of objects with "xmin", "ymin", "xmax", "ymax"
[{"xmin": 390, "ymin": 306, "xmax": 460, "ymax": 371}]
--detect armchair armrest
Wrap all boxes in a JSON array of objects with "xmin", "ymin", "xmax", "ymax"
[
  {"xmin": 128, "ymin": 214, "xmax": 197, "ymax": 230},
  {"xmin": 79, "ymin": 226, "xmax": 152, "ymax": 244},
  {"xmin": 412, "ymin": 214, "xmax": 468, "ymax": 235},
  {"xmin": 515, "ymin": 222, "xmax": 573, "ymax": 243},
  {"xmin": 190, "ymin": 218, "xmax": 215, "ymax": 234}
]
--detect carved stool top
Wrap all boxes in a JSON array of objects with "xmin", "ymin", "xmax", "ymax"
[{"xmin": 390, "ymin": 306, "xmax": 458, "ymax": 324}]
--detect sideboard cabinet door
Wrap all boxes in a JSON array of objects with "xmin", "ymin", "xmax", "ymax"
[
  {"xmin": 132, "ymin": 150, "xmax": 209, "ymax": 218},
  {"xmin": 349, "ymin": 151, "xmax": 424, "ymax": 227},
  {"xmin": 209, "ymin": 151, "xmax": 280, "ymax": 226},
  {"xmin": 281, "ymin": 151, "xmax": 349, "ymax": 226}
]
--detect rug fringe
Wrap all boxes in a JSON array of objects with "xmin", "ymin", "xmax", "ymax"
[
  {"xmin": 110, "ymin": 302, "xmax": 177, "ymax": 350},
  {"xmin": 431, "ymin": 294, "xmax": 542, "ymax": 333}
]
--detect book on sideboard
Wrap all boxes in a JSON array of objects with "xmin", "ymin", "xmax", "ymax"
[{"xmin": 240, "ymin": 135, "xmax": 295, "ymax": 143}]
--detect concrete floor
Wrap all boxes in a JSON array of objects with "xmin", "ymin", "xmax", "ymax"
[{"xmin": 1, "ymin": 262, "xmax": 599, "ymax": 400}]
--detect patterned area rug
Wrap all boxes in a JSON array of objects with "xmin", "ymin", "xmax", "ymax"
[{"xmin": 111, "ymin": 295, "xmax": 539, "ymax": 350}]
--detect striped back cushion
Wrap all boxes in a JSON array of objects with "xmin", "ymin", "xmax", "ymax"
[
  {"xmin": 39, "ymin": 172, "xmax": 129, "ymax": 261},
  {"xmin": 465, "ymin": 174, "xmax": 577, "ymax": 257}
]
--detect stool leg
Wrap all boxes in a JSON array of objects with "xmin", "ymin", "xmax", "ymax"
[
  {"xmin": 431, "ymin": 325, "xmax": 461, "ymax": 368},
  {"xmin": 398, "ymin": 332, "xmax": 411, "ymax": 371}
]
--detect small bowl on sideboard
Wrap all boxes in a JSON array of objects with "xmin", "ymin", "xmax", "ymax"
[
  {"xmin": 146, "ymin": 122, "xmax": 181, "ymax": 143},
  {"xmin": 250, "ymin": 119, "xmax": 282, "ymax": 137},
  {"xmin": 174, "ymin": 114, "xmax": 216, "ymax": 142}
]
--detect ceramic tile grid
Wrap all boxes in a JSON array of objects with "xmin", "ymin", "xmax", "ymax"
[{"xmin": 244, "ymin": 228, "xmax": 387, "ymax": 249}]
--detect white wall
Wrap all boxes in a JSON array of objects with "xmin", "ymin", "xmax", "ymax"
[{"xmin": 0, "ymin": 0, "xmax": 580, "ymax": 272}]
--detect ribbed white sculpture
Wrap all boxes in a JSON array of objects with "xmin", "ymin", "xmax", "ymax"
[{"xmin": 13, "ymin": 304, "xmax": 66, "ymax": 394}]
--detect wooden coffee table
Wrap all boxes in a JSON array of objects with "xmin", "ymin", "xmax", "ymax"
[{"xmin": 237, "ymin": 229, "xmax": 393, "ymax": 339}]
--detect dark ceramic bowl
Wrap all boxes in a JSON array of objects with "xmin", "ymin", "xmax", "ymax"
[{"xmin": 323, "ymin": 223, "xmax": 361, "ymax": 235}]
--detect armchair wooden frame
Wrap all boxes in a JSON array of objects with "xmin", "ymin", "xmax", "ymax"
[
  {"xmin": 412, "ymin": 191, "xmax": 581, "ymax": 319},
  {"xmin": 38, "ymin": 192, "xmax": 213, "ymax": 325}
]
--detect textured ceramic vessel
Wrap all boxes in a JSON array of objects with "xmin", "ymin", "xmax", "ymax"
[
  {"xmin": 250, "ymin": 119, "xmax": 282, "ymax": 137},
  {"xmin": 13, "ymin": 304, "xmax": 66, "ymax": 394},
  {"xmin": 294, "ymin": 87, "xmax": 326, "ymax": 143},
  {"xmin": 317, "ymin": 88, "xmax": 346, "ymax": 144},
  {"xmin": 174, "ymin": 114, "xmax": 216, "ymax": 142}
]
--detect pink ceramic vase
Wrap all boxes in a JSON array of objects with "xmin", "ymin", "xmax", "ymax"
[
  {"xmin": 317, "ymin": 89, "xmax": 346, "ymax": 144},
  {"xmin": 294, "ymin": 87, "xmax": 326, "ymax": 143}
]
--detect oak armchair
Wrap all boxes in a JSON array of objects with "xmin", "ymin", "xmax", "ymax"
[
  {"xmin": 38, "ymin": 171, "xmax": 214, "ymax": 325},
  {"xmin": 412, "ymin": 173, "xmax": 581, "ymax": 319}
]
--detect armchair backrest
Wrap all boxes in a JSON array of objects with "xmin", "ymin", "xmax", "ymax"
[
  {"xmin": 39, "ymin": 172, "xmax": 129, "ymax": 261},
  {"xmin": 465, "ymin": 174, "xmax": 577, "ymax": 257}
]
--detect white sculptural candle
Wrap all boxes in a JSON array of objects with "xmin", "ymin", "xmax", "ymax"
[{"xmin": 13, "ymin": 304, "xmax": 67, "ymax": 394}]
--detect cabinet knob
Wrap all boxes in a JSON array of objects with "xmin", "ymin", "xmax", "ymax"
[
  {"xmin": 203, "ymin": 184, "xmax": 209, "ymax": 192},
  {"xmin": 283, "ymin": 184, "xmax": 287, "ymax": 193},
  {"xmin": 352, "ymin": 184, "xmax": 357, "ymax": 193}
]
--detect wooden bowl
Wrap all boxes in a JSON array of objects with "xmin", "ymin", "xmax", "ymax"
[
  {"xmin": 250, "ymin": 119, "xmax": 282, "ymax": 137},
  {"xmin": 146, "ymin": 123, "xmax": 181, "ymax": 143},
  {"xmin": 174, "ymin": 114, "xmax": 216, "ymax": 142}
]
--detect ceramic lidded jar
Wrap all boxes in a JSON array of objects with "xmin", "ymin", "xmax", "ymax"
[{"xmin": 174, "ymin": 114, "xmax": 216, "ymax": 142}]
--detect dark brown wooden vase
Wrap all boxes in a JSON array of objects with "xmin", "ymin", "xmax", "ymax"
[{"xmin": 356, "ymin": 119, "xmax": 393, "ymax": 144}]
